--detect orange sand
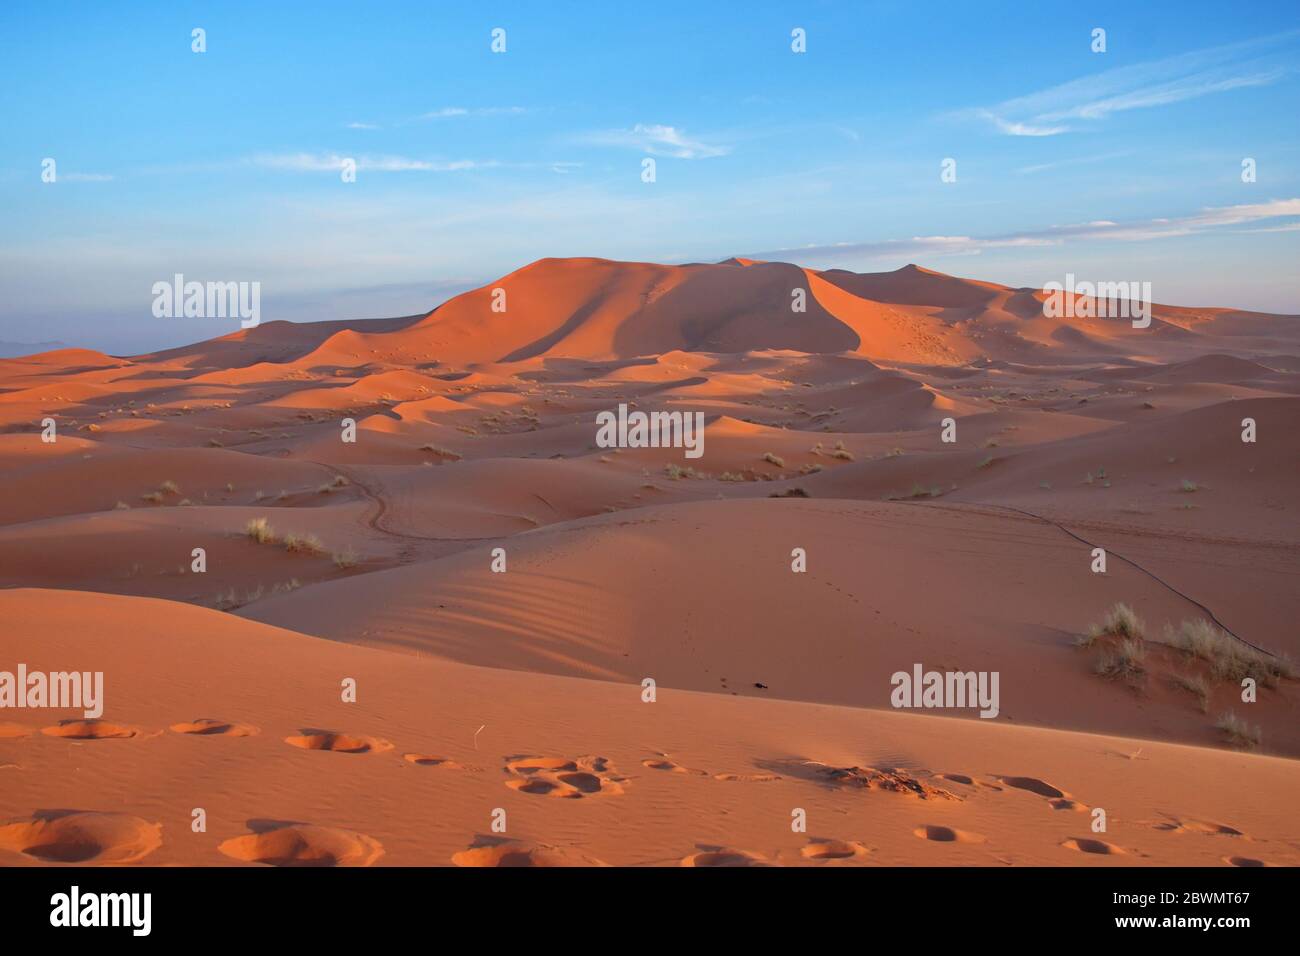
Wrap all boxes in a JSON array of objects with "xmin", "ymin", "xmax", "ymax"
[{"xmin": 1, "ymin": 259, "xmax": 1297, "ymax": 867}]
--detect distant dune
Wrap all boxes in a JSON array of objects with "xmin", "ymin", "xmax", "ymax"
[{"xmin": 0, "ymin": 340, "xmax": 67, "ymax": 359}]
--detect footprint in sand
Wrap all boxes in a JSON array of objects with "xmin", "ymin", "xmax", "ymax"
[
  {"xmin": 218, "ymin": 822, "xmax": 383, "ymax": 867},
  {"xmin": 998, "ymin": 775, "xmax": 1088, "ymax": 812},
  {"xmin": 1048, "ymin": 798, "xmax": 1089, "ymax": 812},
  {"xmin": 452, "ymin": 840, "xmax": 609, "ymax": 867},
  {"xmin": 1061, "ymin": 837, "xmax": 1125, "ymax": 855},
  {"xmin": 283, "ymin": 729, "xmax": 393, "ymax": 754},
  {"xmin": 403, "ymin": 754, "xmax": 479, "ymax": 771},
  {"xmin": 1151, "ymin": 818, "xmax": 1245, "ymax": 837},
  {"xmin": 801, "ymin": 839, "xmax": 872, "ymax": 862},
  {"xmin": 998, "ymin": 776, "xmax": 1067, "ymax": 799},
  {"xmin": 41, "ymin": 719, "xmax": 139, "ymax": 740},
  {"xmin": 938, "ymin": 772, "xmax": 1002, "ymax": 792},
  {"xmin": 504, "ymin": 755, "xmax": 626, "ymax": 799},
  {"xmin": 913, "ymin": 825, "xmax": 985, "ymax": 844},
  {"xmin": 642, "ymin": 756, "xmax": 708, "ymax": 775},
  {"xmin": 0, "ymin": 810, "xmax": 161, "ymax": 864},
  {"xmin": 170, "ymin": 718, "xmax": 258, "ymax": 737},
  {"xmin": 681, "ymin": 847, "xmax": 776, "ymax": 867},
  {"xmin": 1223, "ymin": 855, "xmax": 1273, "ymax": 867}
]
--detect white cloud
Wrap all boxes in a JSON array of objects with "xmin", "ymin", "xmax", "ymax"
[
  {"xmin": 419, "ymin": 106, "xmax": 526, "ymax": 120},
  {"xmin": 968, "ymin": 32, "xmax": 1297, "ymax": 136},
  {"xmin": 581, "ymin": 124, "xmax": 729, "ymax": 159},
  {"xmin": 346, "ymin": 121, "xmax": 380, "ymax": 130},
  {"xmin": 977, "ymin": 110, "xmax": 1069, "ymax": 137},
  {"xmin": 749, "ymin": 199, "xmax": 1300, "ymax": 262},
  {"xmin": 250, "ymin": 153, "xmax": 488, "ymax": 173}
]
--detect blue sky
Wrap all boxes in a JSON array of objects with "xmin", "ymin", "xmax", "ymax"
[{"xmin": 2, "ymin": 0, "xmax": 1298, "ymax": 353}]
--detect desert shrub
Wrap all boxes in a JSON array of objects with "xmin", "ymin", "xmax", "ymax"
[
  {"xmin": 284, "ymin": 533, "xmax": 326, "ymax": 555},
  {"xmin": 245, "ymin": 517, "xmax": 275, "ymax": 544},
  {"xmin": 1215, "ymin": 711, "xmax": 1261, "ymax": 749}
]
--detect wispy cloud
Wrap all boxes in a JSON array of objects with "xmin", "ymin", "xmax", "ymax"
[
  {"xmin": 251, "ymin": 152, "xmax": 489, "ymax": 173},
  {"xmin": 419, "ymin": 106, "xmax": 526, "ymax": 120},
  {"xmin": 749, "ymin": 199, "xmax": 1300, "ymax": 262},
  {"xmin": 1016, "ymin": 150, "xmax": 1133, "ymax": 175},
  {"xmin": 345, "ymin": 121, "xmax": 380, "ymax": 130},
  {"xmin": 580, "ymin": 124, "xmax": 729, "ymax": 159},
  {"xmin": 968, "ymin": 32, "xmax": 1298, "ymax": 136},
  {"xmin": 976, "ymin": 111, "xmax": 1070, "ymax": 137}
]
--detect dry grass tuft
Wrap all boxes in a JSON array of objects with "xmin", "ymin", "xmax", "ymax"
[
  {"xmin": 1079, "ymin": 602, "xmax": 1145, "ymax": 646},
  {"xmin": 245, "ymin": 517, "xmax": 275, "ymax": 544},
  {"xmin": 1215, "ymin": 711, "xmax": 1261, "ymax": 750},
  {"xmin": 1160, "ymin": 619, "xmax": 1293, "ymax": 686},
  {"xmin": 284, "ymin": 533, "xmax": 326, "ymax": 555},
  {"xmin": 1093, "ymin": 638, "xmax": 1147, "ymax": 687},
  {"xmin": 1170, "ymin": 672, "xmax": 1211, "ymax": 713}
]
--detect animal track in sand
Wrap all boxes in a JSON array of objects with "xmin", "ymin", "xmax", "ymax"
[
  {"xmin": 801, "ymin": 839, "xmax": 872, "ymax": 861},
  {"xmin": 451, "ymin": 841, "xmax": 609, "ymax": 867},
  {"xmin": 170, "ymin": 718, "xmax": 258, "ymax": 737},
  {"xmin": 1061, "ymin": 837, "xmax": 1125, "ymax": 855},
  {"xmin": 913, "ymin": 825, "xmax": 985, "ymax": 844},
  {"xmin": 218, "ymin": 823, "xmax": 384, "ymax": 867},
  {"xmin": 681, "ymin": 846, "xmax": 775, "ymax": 867},
  {"xmin": 283, "ymin": 729, "xmax": 393, "ymax": 754},
  {"xmin": 41, "ymin": 719, "xmax": 139, "ymax": 740},
  {"xmin": 504, "ymin": 755, "xmax": 626, "ymax": 798},
  {"xmin": 0, "ymin": 811, "xmax": 161, "ymax": 864},
  {"xmin": 403, "ymin": 754, "xmax": 479, "ymax": 771}
]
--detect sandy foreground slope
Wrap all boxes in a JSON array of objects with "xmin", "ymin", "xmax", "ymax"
[
  {"xmin": 0, "ymin": 258, "xmax": 1297, "ymax": 866},
  {"xmin": 1, "ymin": 590, "xmax": 1297, "ymax": 868}
]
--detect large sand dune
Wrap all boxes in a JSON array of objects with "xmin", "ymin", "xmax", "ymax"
[{"xmin": 2, "ymin": 257, "xmax": 1297, "ymax": 867}]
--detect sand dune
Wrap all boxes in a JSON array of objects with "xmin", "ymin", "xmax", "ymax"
[
  {"xmin": 2, "ymin": 257, "xmax": 1297, "ymax": 867},
  {"xmin": 2, "ymin": 589, "xmax": 1298, "ymax": 867}
]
